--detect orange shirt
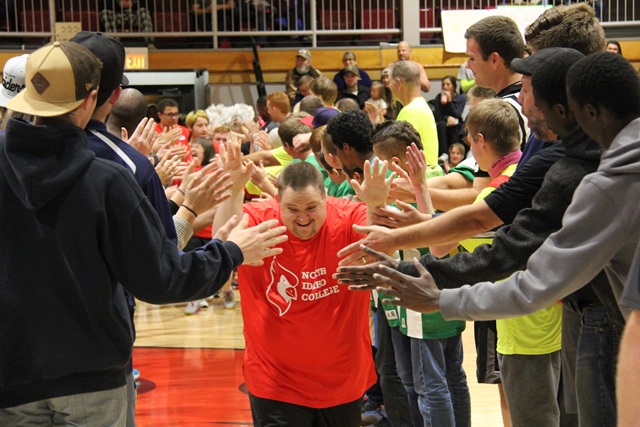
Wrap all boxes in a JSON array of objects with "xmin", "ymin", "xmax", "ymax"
[{"xmin": 240, "ymin": 197, "xmax": 376, "ymax": 408}]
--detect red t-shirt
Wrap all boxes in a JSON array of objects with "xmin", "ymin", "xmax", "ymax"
[
  {"xmin": 155, "ymin": 123, "xmax": 191, "ymax": 162},
  {"xmin": 240, "ymin": 197, "xmax": 376, "ymax": 408}
]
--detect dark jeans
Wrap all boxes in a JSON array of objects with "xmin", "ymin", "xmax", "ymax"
[
  {"xmin": 249, "ymin": 394, "xmax": 361, "ymax": 427},
  {"xmin": 575, "ymin": 303, "xmax": 619, "ymax": 427},
  {"xmin": 375, "ymin": 304, "xmax": 413, "ymax": 427}
]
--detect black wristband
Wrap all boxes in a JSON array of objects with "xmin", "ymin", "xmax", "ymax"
[{"xmin": 182, "ymin": 204, "xmax": 198, "ymax": 218}]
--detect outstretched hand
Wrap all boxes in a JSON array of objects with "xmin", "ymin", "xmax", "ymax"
[
  {"xmin": 351, "ymin": 158, "xmax": 395, "ymax": 208},
  {"xmin": 218, "ymin": 141, "xmax": 254, "ymax": 190},
  {"xmin": 334, "ymin": 245, "xmax": 399, "ymax": 291},
  {"xmin": 183, "ymin": 168, "xmax": 233, "ymax": 216},
  {"xmin": 374, "ymin": 258, "xmax": 442, "ymax": 313},
  {"xmin": 226, "ymin": 216, "xmax": 288, "ymax": 266},
  {"xmin": 337, "ymin": 224, "xmax": 398, "ymax": 266},
  {"xmin": 125, "ymin": 117, "xmax": 157, "ymax": 157}
]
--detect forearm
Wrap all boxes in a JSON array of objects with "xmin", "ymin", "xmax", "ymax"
[
  {"xmin": 392, "ymin": 201, "xmax": 502, "ymax": 250},
  {"xmin": 173, "ymin": 216, "xmax": 193, "ymax": 250},
  {"xmin": 212, "ymin": 188, "xmax": 244, "ymax": 233},
  {"xmin": 191, "ymin": 208, "xmax": 217, "ymax": 234},
  {"xmin": 429, "ymin": 187, "xmax": 479, "ymax": 212},
  {"xmin": 617, "ymin": 310, "xmax": 640, "ymax": 427},
  {"xmin": 244, "ymin": 150, "xmax": 279, "ymax": 167},
  {"xmin": 419, "ymin": 65, "xmax": 431, "ymax": 92},
  {"xmin": 428, "ymin": 173, "xmax": 472, "ymax": 190}
]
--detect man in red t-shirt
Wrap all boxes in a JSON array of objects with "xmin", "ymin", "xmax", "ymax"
[
  {"xmin": 212, "ymin": 142, "xmax": 392, "ymax": 426},
  {"xmin": 155, "ymin": 98, "xmax": 191, "ymax": 161}
]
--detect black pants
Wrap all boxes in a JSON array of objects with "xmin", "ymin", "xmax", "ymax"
[{"xmin": 249, "ymin": 393, "xmax": 361, "ymax": 427}]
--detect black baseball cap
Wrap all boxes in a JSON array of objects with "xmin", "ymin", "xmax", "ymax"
[
  {"xmin": 511, "ymin": 47, "xmax": 582, "ymax": 77},
  {"xmin": 71, "ymin": 31, "xmax": 129, "ymax": 106}
]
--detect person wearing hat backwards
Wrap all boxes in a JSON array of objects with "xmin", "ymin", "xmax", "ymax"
[
  {"xmin": 285, "ymin": 49, "xmax": 322, "ymax": 102},
  {"xmin": 0, "ymin": 54, "xmax": 29, "ymax": 130},
  {"xmin": 0, "ymin": 41, "xmax": 288, "ymax": 425},
  {"xmin": 335, "ymin": 65, "xmax": 371, "ymax": 110}
]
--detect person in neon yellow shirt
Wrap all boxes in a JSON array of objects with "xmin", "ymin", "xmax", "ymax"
[{"xmin": 389, "ymin": 60, "xmax": 439, "ymax": 165}]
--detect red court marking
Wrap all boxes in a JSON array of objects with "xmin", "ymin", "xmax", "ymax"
[{"xmin": 133, "ymin": 347, "xmax": 253, "ymax": 426}]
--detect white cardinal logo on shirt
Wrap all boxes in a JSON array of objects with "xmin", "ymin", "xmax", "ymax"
[{"xmin": 266, "ymin": 259, "xmax": 298, "ymax": 316}]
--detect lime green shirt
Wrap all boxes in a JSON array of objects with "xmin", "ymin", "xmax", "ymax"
[
  {"xmin": 397, "ymin": 97, "xmax": 439, "ymax": 165},
  {"xmin": 461, "ymin": 162, "xmax": 562, "ymax": 355}
]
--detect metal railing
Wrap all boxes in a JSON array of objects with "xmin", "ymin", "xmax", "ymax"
[{"xmin": 0, "ymin": 0, "xmax": 637, "ymax": 49}]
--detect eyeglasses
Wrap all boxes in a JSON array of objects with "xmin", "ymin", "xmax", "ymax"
[{"xmin": 160, "ymin": 112, "xmax": 180, "ymax": 118}]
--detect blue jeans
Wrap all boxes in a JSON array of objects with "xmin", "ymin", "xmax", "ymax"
[
  {"xmin": 390, "ymin": 327, "xmax": 424, "ymax": 426},
  {"xmin": 411, "ymin": 334, "xmax": 471, "ymax": 427},
  {"xmin": 575, "ymin": 304, "xmax": 619, "ymax": 427}
]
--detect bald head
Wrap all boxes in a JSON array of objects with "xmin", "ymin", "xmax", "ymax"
[
  {"xmin": 107, "ymin": 88, "xmax": 148, "ymax": 138},
  {"xmin": 397, "ymin": 41, "xmax": 412, "ymax": 61}
]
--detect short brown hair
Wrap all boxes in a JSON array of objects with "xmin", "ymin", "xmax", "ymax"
[
  {"xmin": 278, "ymin": 162, "xmax": 325, "ymax": 197},
  {"xmin": 278, "ymin": 115, "xmax": 313, "ymax": 148},
  {"xmin": 309, "ymin": 125, "xmax": 327, "ymax": 154},
  {"xmin": 465, "ymin": 98, "xmax": 520, "ymax": 156},
  {"xmin": 158, "ymin": 98, "xmax": 178, "ymax": 114},
  {"xmin": 310, "ymin": 77, "xmax": 338, "ymax": 105},
  {"xmin": 266, "ymin": 92, "xmax": 290, "ymax": 115},
  {"xmin": 525, "ymin": 4, "xmax": 605, "ymax": 55},
  {"xmin": 465, "ymin": 16, "xmax": 525, "ymax": 68},
  {"xmin": 371, "ymin": 121, "xmax": 423, "ymax": 161}
]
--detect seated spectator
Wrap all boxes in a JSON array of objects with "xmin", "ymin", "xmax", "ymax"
[
  {"xmin": 333, "ymin": 52, "xmax": 372, "ymax": 90},
  {"xmin": 381, "ymin": 67, "xmax": 401, "ymax": 121},
  {"xmin": 101, "ymin": 0, "xmax": 153, "ymax": 36},
  {"xmin": 292, "ymin": 74, "xmax": 315, "ymax": 111},
  {"xmin": 442, "ymin": 142, "xmax": 466, "ymax": 174},
  {"xmin": 606, "ymin": 40, "xmax": 622, "ymax": 55},
  {"xmin": 363, "ymin": 81, "xmax": 387, "ymax": 124},
  {"xmin": 191, "ymin": 0, "xmax": 238, "ymax": 31},
  {"xmin": 434, "ymin": 75, "xmax": 466, "ymax": 155},
  {"xmin": 285, "ymin": 49, "xmax": 322, "ymax": 102},
  {"xmin": 457, "ymin": 61, "xmax": 476, "ymax": 94},
  {"xmin": 336, "ymin": 66, "xmax": 371, "ymax": 110}
]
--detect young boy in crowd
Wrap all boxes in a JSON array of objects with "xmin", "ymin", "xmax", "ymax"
[{"xmin": 369, "ymin": 120, "xmax": 470, "ymax": 426}]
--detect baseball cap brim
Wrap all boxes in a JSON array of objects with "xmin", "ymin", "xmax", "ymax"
[
  {"xmin": 6, "ymin": 89, "xmax": 85, "ymax": 117},
  {"xmin": 0, "ymin": 91, "xmax": 14, "ymax": 108},
  {"xmin": 511, "ymin": 47, "xmax": 581, "ymax": 77}
]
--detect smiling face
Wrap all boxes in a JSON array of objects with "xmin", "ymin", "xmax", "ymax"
[
  {"xmin": 190, "ymin": 143, "xmax": 205, "ymax": 166},
  {"xmin": 606, "ymin": 43, "xmax": 619, "ymax": 54},
  {"xmin": 449, "ymin": 146, "xmax": 464, "ymax": 165},
  {"xmin": 279, "ymin": 185, "xmax": 327, "ymax": 240}
]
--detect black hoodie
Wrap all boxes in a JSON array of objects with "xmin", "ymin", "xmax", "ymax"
[{"xmin": 0, "ymin": 119, "xmax": 243, "ymax": 407}]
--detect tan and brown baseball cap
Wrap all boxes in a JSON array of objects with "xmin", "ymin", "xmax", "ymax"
[{"xmin": 6, "ymin": 41, "xmax": 102, "ymax": 117}]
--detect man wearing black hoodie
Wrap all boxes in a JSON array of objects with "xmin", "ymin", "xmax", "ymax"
[{"xmin": 0, "ymin": 41, "xmax": 286, "ymax": 424}]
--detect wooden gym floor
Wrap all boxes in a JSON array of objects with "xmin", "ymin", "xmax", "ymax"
[{"xmin": 132, "ymin": 291, "xmax": 502, "ymax": 426}]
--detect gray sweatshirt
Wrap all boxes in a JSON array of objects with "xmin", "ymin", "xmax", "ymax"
[{"xmin": 440, "ymin": 117, "xmax": 640, "ymax": 321}]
